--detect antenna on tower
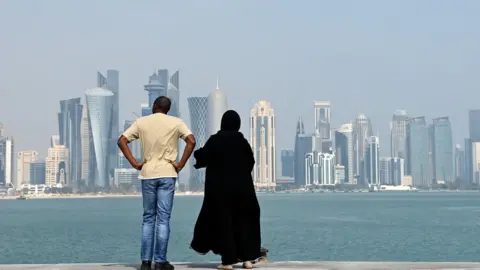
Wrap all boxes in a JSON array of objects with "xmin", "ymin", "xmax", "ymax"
[{"xmin": 216, "ymin": 76, "xmax": 219, "ymax": 90}]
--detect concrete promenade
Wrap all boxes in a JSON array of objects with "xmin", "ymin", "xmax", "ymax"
[{"xmin": 2, "ymin": 262, "xmax": 480, "ymax": 270}]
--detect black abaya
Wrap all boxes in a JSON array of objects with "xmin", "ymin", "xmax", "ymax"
[{"xmin": 190, "ymin": 111, "xmax": 262, "ymax": 265}]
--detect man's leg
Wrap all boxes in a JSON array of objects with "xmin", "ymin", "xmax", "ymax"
[
  {"xmin": 141, "ymin": 179, "xmax": 158, "ymax": 262},
  {"xmin": 153, "ymin": 177, "xmax": 176, "ymax": 263}
]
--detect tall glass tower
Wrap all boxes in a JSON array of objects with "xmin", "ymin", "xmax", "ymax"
[
  {"xmin": 407, "ymin": 117, "xmax": 431, "ymax": 187},
  {"xmin": 85, "ymin": 88, "xmax": 115, "ymax": 188},
  {"xmin": 431, "ymin": 117, "xmax": 453, "ymax": 184},
  {"xmin": 187, "ymin": 97, "xmax": 208, "ymax": 191},
  {"xmin": 390, "ymin": 110, "xmax": 408, "ymax": 159},
  {"xmin": 58, "ymin": 98, "xmax": 83, "ymax": 187}
]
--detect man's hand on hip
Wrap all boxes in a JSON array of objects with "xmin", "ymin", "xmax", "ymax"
[{"xmin": 170, "ymin": 161, "xmax": 184, "ymax": 173}]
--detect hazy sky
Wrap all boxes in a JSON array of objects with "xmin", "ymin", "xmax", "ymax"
[{"xmin": 1, "ymin": 0, "xmax": 480, "ymax": 158}]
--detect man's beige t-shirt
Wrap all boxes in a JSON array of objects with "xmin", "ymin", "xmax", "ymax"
[{"xmin": 123, "ymin": 113, "xmax": 192, "ymax": 179}]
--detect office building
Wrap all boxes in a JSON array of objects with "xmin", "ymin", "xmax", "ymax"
[
  {"xmin": 250, "ymin": 100, "xmax": 276, "ymax": 190},
  {"xmin": 97, "ymin": 70, "xmax": 120, "ymax": 176},
  {"xmin": 85, "ymin": 87, "xmax": 115, "ymax": 187},
  {"xmin": 454, "ymin": 144, "xmax": 464, "ymax": 183},
  {"xmin": 390, "ymin": 157, "xmax": 405, "ymax": 186},
  {"xmin": 187, "ymin": 97, "xmax": 208, "ymax": 191},
  {"xmin": 335, "ymin": 123, "xmax": 354, "ymax": 184},
  {"xmin": 334, "ymin": 165, "xmax": 345, "ymax": 184},
  {"xmin": 431, "ymin": 117, "xmax": 453, "ymax": 184},
  {"xmin": 379, "ymin": 157, "xmax": 391, "ymax": 185},
  {"xmin": 469, "ymin": 109, "xmax": 480, "ymax": 142},
  {"xmin": 472, "ymin": 142, "xmax": 480, "ymax": 184},
  {"xmin": 464, "ymin": 138, "xmax": 473, "ymax": 184},
  {"xmin": 30, "ymin": 162, "xmax": 46, "ymax": 185},
  {"xmin": 294, "ymin": 118, "xmax": 322, "ymax": 186},
  {"xmin": 144, "ymin": 69, "xmax": 169, "ymax": 112},
  {"xmin": 45, "ymin": 145, "xmax": 69, "ymax": 186},
  {"xmin": 305, "ymin": 152, "xmax": 335, "ymax": 186},
  {"xmin": 114, "ymin": 168, "xmax": 141, "ymax": 191},
  {"xmin": 390, "ymin": 110, "xmax": 408, "ymax": 159},
  {"xmin": 407, "ymin": 117, "xmax": 431, "ymax": 187},
  {"xmin": 354, "ymin": 114, "xmax": 373, "ymax": 184},
  {"xmin": 51, "ymin": 135, "xmax": 60, "ymax": 147},
  {"xmin": 207, "ymin": 78, "xmax": 228, "ymax": 137},
  {"xmin": 80, "ymin": 104, "xmax": 90, "ymax": 182},
  {"xmin": 314, "ymin": 101, "xmax": 331, "ymax": 139},
  {"xmin": 365, "ymin": 136, "xmax": 380, "ymax": 186},
  {"xmin": 141, "ymin": 103, "xmax": 150, "ymax": 117},
  {"xmin": 167, "ymin": 70, "xmax": 180, "ymax": 118},
  {"xmin": 280, "ymin": 150, "xmax": 294, "ymax": 177},
  {"xmin": 0, "ymin": 122, "xmax": 4, "ymax": 137},
  {"xmin": 0, "ymin": 136, "xmax": 14, "ymax": 186},
  {"xmin": 16, "ymin": 150, "xmax": 38, "ymax": 187},
  {"xmin": 58, "ymin": 97, "xmax": 83, "ymax": 187}
]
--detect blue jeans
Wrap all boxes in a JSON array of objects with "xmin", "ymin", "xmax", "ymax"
[{"xmin": 140, "ymin": 177, "xmax": 176, "ymax": 263}]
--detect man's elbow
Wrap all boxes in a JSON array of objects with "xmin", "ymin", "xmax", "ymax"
[
  {"xmin": 186, "ymin": 134, "xmax": 196, "ymax": 147},
  {"xmin": 117, "ymin": 135, "xmax": 128, "ymax": 147}
]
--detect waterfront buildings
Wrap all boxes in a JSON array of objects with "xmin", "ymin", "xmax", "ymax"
[
  {"xmin": 469, "ymin": 109, "xmax": 480, "ymax": 142},
  {"xmin": 187, "ymin": 96, "xmax": 208, "ymax": 191},
  {"xmin": 335, "ymin": 123, "xmax": 354, "ymax": 184},
  {"xmin": 45, "ymin": 145, "xmax": 69, "ymax": 186},
  {"xmin": 207, "ymin": 78, "xmax": 228, "ymax": 137},
  {"xmin": 114, "ymin": 168, "xmax": 140, "ymax": 191},
  {"xmin": 314, "ymin": 101, "xmax": 331, "ymax": 140},
  {"xmin": 407, "ymin": 117, "xmax": 431, "ymax": 187},
  {"xmin": 472, "ymin": 142, "xmax": 480, "ymax": 184},
  {"xmin": 294, "ymin": 118, "xmax": 322, "ymax": 187},
  {"xmin": 58, "ymin": 97, "xmax": 83, "ymax": 187},
  {"xmin": 0, "ymin": 136, "xmax": 14, "ymax": 186},
  {"xmin": 390, "ymin": 110, "xmax": 408, "ymax": 159},
  {"xmin": 431, "ymin": 117, "xmax": 453, "ymax": 184},
  {"xmin": 85, "ymin": 87, "xmax": 115, "ymax": 187},
  {"xmin": 250, "ymin": 100, "xmax": 276, "ymax": 190},
  {"xmin": 305, "ymin": 152, "xmax": 335, "ymax": 186},
  {"xmin": 454, "ymin": 144, "xmax": 465, "ymax": 182},
  {"xmin": 16, "ymin": 150, "xmax": 38, "ymax": 187}
]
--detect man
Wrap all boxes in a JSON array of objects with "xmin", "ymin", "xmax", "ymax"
[{"xmin": 118, "ymin": 96, "xmax": 196, "ymax": 270}]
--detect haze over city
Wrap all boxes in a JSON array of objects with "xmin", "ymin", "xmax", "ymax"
[{"xmin": 1, "ymin": 0, "xmax": 479, "ymax": 156}]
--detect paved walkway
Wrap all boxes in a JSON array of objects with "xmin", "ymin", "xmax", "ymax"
[{"xmin": 2, "ymin": 262, "xmax": 480, "ymax": 270}]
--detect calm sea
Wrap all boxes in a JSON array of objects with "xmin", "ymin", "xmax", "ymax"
[{"xmin": 1, "ymin": 192, "xmax": 480, "ymax": 264}]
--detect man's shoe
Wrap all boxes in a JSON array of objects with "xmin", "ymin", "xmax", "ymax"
[
  {"xmin": 141, "ymin": 261, "xmax": 152, "ymax": 270},
  {"xmin": 155, "ymin": 261, "xmax": 174, "ymax": 270}
]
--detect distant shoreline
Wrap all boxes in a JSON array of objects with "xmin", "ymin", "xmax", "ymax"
[{"xmin": 0, "ymin": 192, "xmax": 204, "ymax": 200}]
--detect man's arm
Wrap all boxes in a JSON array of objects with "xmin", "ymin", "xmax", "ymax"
[
  {"xmin": 174, "ymin": 121, "xmax": 196, "ymax": 172},
  {"xmin": 117, "ymin": 120, "xmax": 143, "ymax": 170}
]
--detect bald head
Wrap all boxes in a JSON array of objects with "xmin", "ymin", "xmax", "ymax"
[{"xmin": 152, "ymin": 96, "xmax": 171, "ymax": 114}]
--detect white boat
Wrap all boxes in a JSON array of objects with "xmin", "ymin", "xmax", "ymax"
[{"xmin": 379, "ymin": 185, "xmax": 418, "ymax": 192}]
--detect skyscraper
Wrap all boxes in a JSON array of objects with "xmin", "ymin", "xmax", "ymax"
[
  {"xmin": 293, "ymin": 118, "xmax": 322, "ymax": 186},
  {"xmin": 407, "ymin": 117, "xmax": 431, "ymax": 187},
  {"xmin": 472, "ymin": 142, "xmax": 480, "ymax": 184},
  {"xmin": 390, "ymin": 110, "xmax": 408, "ymax": 159},
  {"xmin": 431, "ymin": 117, "xmax": 454, "ymax": 184},
  {"xmin": 0, "ymin": 136, "xmax": 14, "ymax": 186},
  {"xmin": 464, "ymin": 138, "xmax": 473, "ymax": 184},
  {"xmin": 0, "ymin": 122, "xmax": 4, "ymax": 137},
  {"xmin": 85, "ymin": 88, "xmax": 115, "ymax": 187},
  {"xmin": 58, "ymin": 97, "xmax": 83, "ymax": 187},
  {"xmin": 379, "ymin": 157, "xmax": 391, "ymax": 185},
  {"xmin": 314, "ymin": 101, "xmax": 331, "ymax": 139},
  {"xmin": 454, "ymin": 144, "xmax": 465, "ymax": 183},
  {"xmin": 80, "ymin": 104, "xmax": 90, "ymax": 182},
  {"xmin": 16, "ymin": 150, "xmax": 38, "ymax": 187},
  {"xmin": 469, "ymin": 109, "xmax": 480, "ymax": 142},
  {"xmin": 187, "ymin": 97, "xmax": 208, "ymax": 191},
  {"xmin": 280, "ymin": 150, "xmax": 294, "ymax": 177},
  {"xmin": 354, "ymin": 114, "xmax": 373, "ymax": 184},
  {"xmin": 365, "ymin": 136, "xmax": 380, "ymax": 186},
  {"xmin": 207, "ymin": 78, "xmax": 228, "ymax": 137},
  {"xmin": 250, "ymin": 100, "xmax": 276, "ymax": 190},
  {"xmin": 144, "ymin": 69, "xmax": 169, "ymax": 111},
  {"xmin": 335, "ymin": 123, "xmax": 354, "ymax": 184},
  {"xmin": 45, "ymin": 145, "xmax": 69, "ymax": 186},
  {"xmin": 168, "ymin": 70, "xmax": 180, "ymax": 118},
  {"xmin": 30, "ymin": 162, "xmax": 46, "ymax": 185}
]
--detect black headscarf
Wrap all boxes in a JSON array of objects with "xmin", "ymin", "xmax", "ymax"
[{"xmin": 220, "ymin": 110, "xmax": 241, "ymax": 131}]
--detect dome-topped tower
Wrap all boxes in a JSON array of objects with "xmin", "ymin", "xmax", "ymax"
[{"xmin": 207, "ymin": 77, "xmax": 228, "ymax": 136}]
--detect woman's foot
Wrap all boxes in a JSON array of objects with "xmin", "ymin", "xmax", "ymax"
[
  {"xmin": 242, "ymin": 261, "xmax": 253, "ymax": 269},
  {"xmin": 217, "ymin": 264, "xmax": 233, "ymax": 270},
  {"xmin": 256, "ymin": 256, "xmax": 268, "ymax": 264}
]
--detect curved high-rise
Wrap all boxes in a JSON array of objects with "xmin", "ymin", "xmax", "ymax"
[
  {"xmin": 207, "ymin": 79, "xmax": 228, "ymax": 136},
  {"xmin": 187, "ymin": 97, "xmax": 208, "ymax": 191},
  {"xmin": 85, "ymin": 88, "xmax": 115, "ymax": 187},
  {"xmin": 250, "ymin": 100, "xmax": 276, "ymax": 190}
]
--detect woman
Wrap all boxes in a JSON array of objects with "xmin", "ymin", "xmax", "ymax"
[{"xmin": 190, "ymin": 110, "xmax": 262, "ymax": 270}]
